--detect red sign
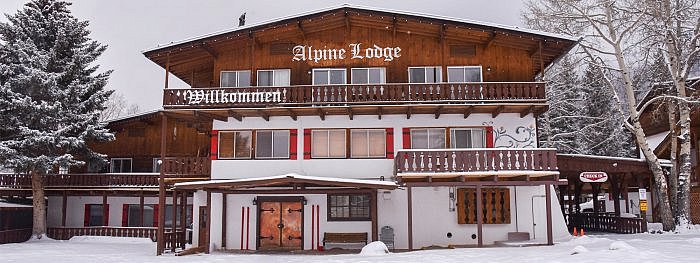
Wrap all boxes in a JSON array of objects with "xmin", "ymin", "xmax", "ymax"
[{"xmin": 579, "ymin": 172, "xmax": 608, "ymax": 183}]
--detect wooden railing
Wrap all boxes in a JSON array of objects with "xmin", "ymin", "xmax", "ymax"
[
  {"xmin": 394, "ymin": 148, "xmax": 558, "ymax": 174},
  {"xmin": 0, "ymin": 228, "xmax": 32, "ymax": 244},
  {"xmin": 162, "ymin": 157, "xmax": 210, "ymax": 176},
  {"xmin": 568, "ymin": 213, "xmax": 647, "ymax": 234},
  {"xmin": 163, "ymin": 230, "xmax": 187, "ymax": 250},
  {"xmin": 163, "ymin": 82, "xmax": 546, "ymax": 108},
  {"xmin": 47, "ymin": 227, "xmax": 158, "ymax": 241}
]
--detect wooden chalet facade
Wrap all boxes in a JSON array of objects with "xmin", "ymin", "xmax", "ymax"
[{"xmin": 140, "ymin": 5, "xmax": 579, "ymax": 254}]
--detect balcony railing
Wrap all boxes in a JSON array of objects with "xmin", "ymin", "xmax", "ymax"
[
  {"xmin": 394, "ymin": 148, "xmax": 558, "ymax": 174},
  {"xmin": 163, "ymin": 82, "xmax": 545, "ymax": 109},
  {"xmin": 568, "ymin": 213, "xmax": 647, "ymax": 234}
]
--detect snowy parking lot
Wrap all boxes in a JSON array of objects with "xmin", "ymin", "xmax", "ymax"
[{"xmin": 2, "ymin": 232, "xmax": 700, "ymax": 263}]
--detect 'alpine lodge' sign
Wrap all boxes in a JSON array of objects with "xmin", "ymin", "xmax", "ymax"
[
  {"xmin": 292, "ymin": 43, "xmax": 402, "ymax": 63},
  {"xmin": 579, "ymin": 172, "xmax": 608, "ymax": 183}
]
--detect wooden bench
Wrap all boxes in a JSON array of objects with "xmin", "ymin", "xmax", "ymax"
[{"xmin": 322, "ymin": 232, "xmax": 368, "ymax": 247}]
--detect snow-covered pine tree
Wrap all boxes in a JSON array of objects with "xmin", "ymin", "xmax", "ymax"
[{"xmin": 0, "ymin": 0, "xmax": 114, "ymax": 238}]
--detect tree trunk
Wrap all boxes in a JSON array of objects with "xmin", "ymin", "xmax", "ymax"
[
  {"xmin": 676, "ymin": 98, "xmax": 693, "ymax": 227},
  {"xmin": 31, "ymin": 169, "xmax": 46, "ymax": 238},
  {"xmin": 667, "ymin": 101, "xmax": 678, "ymax": 220}
]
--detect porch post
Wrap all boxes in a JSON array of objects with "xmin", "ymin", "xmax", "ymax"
[
  {"xmin": 157, "ymin": 112, "xmax": 167, "ymax": 255},
  {"xmin": 476, "ymin": 185, "xmax": 483, "ymax": 247},
  {"xmin": 545, "ymin": 184, "xmax": 553, "ymax": 245},
  {"xmin": 171, "ymin": 190, "xmax": 177, "ymax": 252},
  {"xmin": 206, "ymin": 190, "xmax": 212, "ymax": 254},
  {"xmin": 61, "ymin": 191, "xmax": 67, "ymax": 227},
  {"xmin": 222, "ymin": 193, "xmax": 227, "ymax": 249},
  {"xmin": 180, "ymin": 191, "xmax": 187, "ymax": 250},
  {"xmin": 102, "ymin": 191, "xmax": 108, "ymax": 226},
  {"xmin": 139, "ymin": 190, "xmax": 144, "ymax": 226},
  {"xmin": 371, "ymin": 189, "xmax": 378, "ymax": 242},
  {"xmin": 407, "ymin": 186, "xmax": 413, "ymax": 250}
]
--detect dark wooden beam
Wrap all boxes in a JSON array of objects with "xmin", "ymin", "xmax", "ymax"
[
  {"xmin": 257, "ymin": 110, "xmax": 270, "ymax": 121},
  {"xmin": 492, "ymin": 105, "xmax": 504, "ymax": 118},
  {"xmin": 434, "ymin": 106, "xmax": 443, "ymax": 119},
  {"xmin": 545, "ymin": 184, "xmax": 553, "ymax": 245},
  {"xmin": 406, "ymin": 107, "xmax": 412, "ymax": 119},
  {"xmin": 227, "ymin": 110, "xmax": 242, "ymax": 122},
  {"xmin": 195, "ymin": 111, "xmax": 228, "ymax": 122},
  {"xmin": 317, "ymin": 108, "xmax": 326, "ymax": 121},
  {"xmin": 476, "ymin": 185, "xmax": 483, "ymax": 247},
  {"xmin": 407, "ymin": 186, "xmax": 413, "ymax": 251},
  {"xmin": 520, "ymin": 105, "xmax": 534, "ymax": 118},
  {"xmin": 285, "ymin": 108, "xmax": 297, "ymax": 121},
  {"xmin": 377, "ymin": 107, "xmax": 383, "ymax": 120},
  {"xmin": 297, "ymin": 20, "xmax": 306, "ymax": 39},
  {"xmin": 463, "ymin": 106, "xmax": 473, "ymax": 119},
  {"xmin": 347, "ymin": 107, "xmax": 354, "ymax": 120},
  {"xmin": 392, "ymin": 16, "xmax": 397, "ymax": 38},
  {"xmin": 484, "ymin": 31, "xmax": 497, "ymax": 50},
  {"xmin": 222, "ymin": 193, "xmax": 227, "ymax": 248},
  {"xmin": 200, "ymin": 44, "xmax": 218, "ymax": 59},
  {"xmin": 404, "ymin": 180, "xmax": 567, "ymax": 187}
]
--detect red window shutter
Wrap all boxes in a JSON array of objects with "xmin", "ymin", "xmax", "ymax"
[
  {"xmin": 122, "ymin": 204, "xmax": 128, "ymax": 227},
  {"xmin": 486, "ymin": 126, "xmax": 494, "ymax": 148},
  {"xmin": 84, "ymin": 205, "xmax": 90, "ymax": 227},
  {"xmin": 303, "ymin": 129, "xmax": 312, "ymax": 159},
  {"xmin": 402, "ymin": 128, "xmax": 411, "ymax": 149},
  {"xmin": 104, "ymin": 204, "xmax": 110, "ymax": 226},
  {"xmin": 210, "ymin": 130, "xmax": 219, "ymax": 160},
  {"xmin": 289, "ymin": 129, "xmax": 298, "ymax": 160},
  {"xmin": 153, "ymin": 204, "xmax": 159, "ymax": 227},
  {"xmin": 385, "ymin": 128, "xmax": 394, "ymax": 159}
]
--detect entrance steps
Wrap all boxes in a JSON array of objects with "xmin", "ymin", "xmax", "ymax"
[{"xmin": 494, "ymin": 232, "xmax": 541, "ymax": 247}]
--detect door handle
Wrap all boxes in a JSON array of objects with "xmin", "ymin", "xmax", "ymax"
[
  {"xmin": 277, "ymin": 223, "xmax": 284, "ymax": 229},
  {"xmin": 259, "ymin": 235, "xmax": 274, "ymax": 240},
  {"xmin": 287, "ymin": 208, "xmax": 302, "ymax": 213},
  {"xmin": 260, "ymin": 208, "xmax": 276, "ymax": 213},
  {"xmin": 288, "ymin": 235, "xmax": 302, "ymax": 240}
]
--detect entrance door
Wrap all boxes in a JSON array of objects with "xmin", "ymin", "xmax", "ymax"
[
  {"xmin": 198, "ymin": 206, "xmax": 208, "ymax": 247},
  {"xmin": 257, "ymin": 197, "xmax": 303, "ymax": 250}
]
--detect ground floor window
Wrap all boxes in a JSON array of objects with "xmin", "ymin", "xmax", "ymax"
[
  {"xmin": 122, "ymin": 204, "xmax": 155, "ymax": 227},
  {"xmin": 327, "ymin": 194, "xmax": 371, "ymax": 221},
  {"xmin": 110, "ymin": 158, "xmax": 132, "ymax": 173},
  {"xmin": 457, "ymin": 188, "xmax": 510, "ymax": 224},
  {"xmin": 163, "ymin": 204, "xmax": 193, "ymax": 228},
  {"xmin": 84, "ymin": 204, "xmax": 108, "ymax": 227}
]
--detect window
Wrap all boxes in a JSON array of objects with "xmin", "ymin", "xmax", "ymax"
[
  {"xmin": 257, "ymin": 69, "xmax": 290, "ymax": 86},
  {"xmin": 447, "ymin": 66, "xmax": 482, "ymax": 82},
  {"xmin": 351, "ymin": 129, "xmax": 386, "ymax": 158},
  {"xmin": 218, "ymin": 131, "xmax": 252, "ymax": 159},
  {"xmin": 457, "ymin": 188, "xmax": 510, "ymax": 224},
  {"xmin": 255, "ymin": 130, "xmax": 290, "ymax": 159},
  {"xmin": 450, "ymin": 128, "xmax": 485, "ymax": 148},
  {"xmin": 124, "ymin": 204, "xmax": 155, "ymax": 227},
  {"xmin": 152, "ymin": 158, "xmax": 161, "ymax": 173},
  {"xmin": 311, "ymin": 130, "xmax": 346, "ymax": 158},
  {"xmin": 312, "ymin": 68, "xmax": 346, "ymax": 85},
  {"xmin": 110, "ymin": 158, "xmax": 132, "ymax": 173},
  {"xmin": 410, "ymin": 128, "xmax": 446, "ymax": 149},
  {"xmin": 408, "ymin": 66, "xmax": 442, "ymax": 83},
  {"xmin": 84, "ymin": 204, "xmax": 107, "ymax": 226},
  {"xmin": 220, "ymin": 70, "xmax": 251, "ymax": 87},
  {"xmin": 351, "ymin": 68, "xmax": 386, "ymax": 84},
  {"xmin": 163, "ymin": 204, "xmax": 193, "ymax": 228},
  {"xmin": 328, "ymin": 194, "xmax": 371, "ymax": 221}
]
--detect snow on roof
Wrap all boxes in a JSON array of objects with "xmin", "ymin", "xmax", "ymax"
[
  {"xmin": 0, "ymin": 201, "xmax": 32, "ymax": 208},
  {"xmin": 102, "ymin": 109, "xmax": 161, "ymax": 124},
  {"xmin": 143, "ymin": 3, "xmax": 578, "ymax": 53},
  {"xmin": 174, "ymin": 173, "xmax": 398, "ymax": 188},
  {"xmin": 557, "ymin": 153, "xmax": 648, "ymax": 163}
]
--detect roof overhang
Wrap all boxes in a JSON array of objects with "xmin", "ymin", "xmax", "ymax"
[{"xmin": 174, "ymin": 173, "xmax": 399, "ymax": 191}]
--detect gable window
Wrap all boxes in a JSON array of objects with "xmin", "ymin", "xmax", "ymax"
[
  {"xmin": 312, "ymin": 68, "xmax": 346, "ymax": 85},
  {"xmin": 447, "ymin": 66, "xmax": 482, "ymax": 83},
  {"xmin": 351, "ymin": 68, "xmax": 386, "ymax": 84},
  {"xmin": 311, "ymin": 130, "xmax": 346, "ymax": 158},
  {"xmin": 450, "ymin": 128, "xmax": 485, "ymax": 148},
  {"xmin": 110, "ymin": 158, "xmax": 132, "ymax": 173},
  {"xmin": 84, "ymin": 204, "xmax": 108, "ymax": 226},
  {"xmin": 410, "ymin": 128, "xmax": 446, "ymax": 149},
  {"xmin": 220, "ymin": 70, "xmax": 251, "ymax": 87},
  {"xmin": 257, "ymin": 69, "xmax": 291, "ymax": 86},
  {"xmin": 350, "ymin": 129, "xmax": 386, "ymax": 158},
  {"xmin": 328, "ymin": 194, "xmax": 371, "ymax": 221},
  {"xmin": 408, "ymin": 66, "xmax": 442, "ymax": 83},
  {"xmin": 457, "ymin": 188, "xmax": 510, "ymax": 224},
  {"xmin": 218, "ymin": 131, "xmax": 253, "ymax": 159},
  {"xmin": 255, "ymin": 130, "xmax": 290, "ymax": 159}
]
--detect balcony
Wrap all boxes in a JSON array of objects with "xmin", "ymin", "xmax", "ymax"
[
  {"xmin": 162, "ymin": 82, "xmax": 546, "ymax": 119},
  {"xmin": 394, "ymin": 148, "xmax": 560, "ymax": 183}
]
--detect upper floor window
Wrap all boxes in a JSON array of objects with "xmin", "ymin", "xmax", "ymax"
[
  {"xmin": 450, "ymin": 128, "xmax": 485, "ymax": 148},
  {"xmin": 110, "ymin": 158, "xmax": 132, "ymax": 173},
  {"xmin": 218, "ymin": 131, "xmax": 252, "ymax": 159},
  {"xmin": 350, "ymin": 129, "xmax": 386, "ymax": 158},
  {"xmin": 311, "ymin": 129, "xmax": 346, "ymax": 158},
  {"xmin": 257, "ymin": 69, "xmax": 290, "ymax": 86},
  {"xmin": 351, "ymin": 68, "xmax": 386, "ymax": 84},
  {"xmin": 410, "ymin": 128, "xmax": 446, "ymax": 149},
  {"xmin": 220, "ymin": 70, "xmax": 251, "ymax": 87},
  {"xmin": 255, "ymin": 130, "xmax": 290, "ymax": 159},
  {"xmin": 312, "ymin": 68, "xmax": 346, "ymax": 85},
  {"xmin": 152, "ymin": 158, "xmax": 161, "ymax": 173},
  {"xmin": 447, "ymin": 66, "xmax": 482, "ymax": 83},
  {"xmin": 409, "ymin": 127, "xmax": 487, "ymax": 149},
  {"xmin": 409, "ymin": 66, "xmax": 442, "ymax": 83}
]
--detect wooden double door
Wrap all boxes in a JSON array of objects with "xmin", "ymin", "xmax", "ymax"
[{"xmin": 257, "ymin": 197, "xmax": 304, "ymax": 250}]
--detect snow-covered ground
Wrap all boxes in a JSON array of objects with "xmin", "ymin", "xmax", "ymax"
[{"xmin": 2, "ymin": 232, "xmax": 700, "ymax": 263}]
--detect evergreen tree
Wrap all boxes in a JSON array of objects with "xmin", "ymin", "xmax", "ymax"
[
  {"xmin": 0, "ymin": 0, "xmax": 113, "ymax": 238},
  {"xmin": 538, "ymin": 55, "xmax": 583, "ymax": 154}
]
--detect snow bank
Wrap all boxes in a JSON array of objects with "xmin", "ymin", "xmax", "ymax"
[
  {"xmin": 688, "ymin": 238, "xmax": 700, "ymax": 245},
  {"xmin": 609, "ymin": 241, "xmax": 636, "ymax": 251},
  {"xmin": 647, "ymin": 223, "xmax": 663, "ymax": 233},
  {"xmin": 359, "ymin": 241, "xmax": 390, "ymax": 255},
  {"xmin": 571, "ymin": 245, "xmax": 589, "ymax": 255},
  {"xmin": 68, "ymin": 236, "xmax": 153, "ymax": 244}
]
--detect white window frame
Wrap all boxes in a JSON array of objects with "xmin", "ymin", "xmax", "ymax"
[
  {"xmin": 311, "ymin": 129, "xmax": 347, "ymax": 158},
  {"xmin": 350, "ymin": 129, "xmax": 386, "ymax": 158},
  {"xmin": 152, "ymin": 158, "xmax": 161, "ymax": 173},
  {"xmin": 254, "ymin": 130, "xmax": 290, "ymax": 159},
  {"xmin": 218, "ymin": 130, "xmax": 253, "ymax": 160},
  {"xmin": 350, "ymin": 67, "xmax": 386, "ymax": 84},
  {"xmin": 256, "ymin": 69, "xmax": 291, "ymax": 87},
  {"xmin": 220, "ymin": 70, "xmax": 251, "ymax": 87},
  {"xmin": 410, "ymin": 128, "xmax": 446, "ymax": 149},
  {"xmin": 449, "ymin": 128, "xmax": 486, "ymax": 148},
  {"xmin": 110, "ymin": 158, "xmax": 133, "ymax": 173},
  {"xmin": 447, "ymin": 66, "xmax": 483, "ymax": 83},
  {"xmin": 408, "ymin": 66, "xmax": 443, "ymax": 83},
  {"xmin": 312, "ymin": 68, "xmax": 347, "ymax": 85}
]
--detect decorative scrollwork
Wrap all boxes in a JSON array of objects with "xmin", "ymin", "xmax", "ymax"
[{"xmin": 494, "ymin": 126, "xmax": 536, "ymax": 148}]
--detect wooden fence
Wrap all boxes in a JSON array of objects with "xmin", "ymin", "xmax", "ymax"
[
  {"xmin": 46, "ymin": 227, "xmax": 187, "ymax": 249},
  {"xmin": 0, "ymin": 228, "xmax": 32, "ymax": 244},
  {"xmin": 568, "ymin": 213, "xmax": 647, "ymax": 234}
]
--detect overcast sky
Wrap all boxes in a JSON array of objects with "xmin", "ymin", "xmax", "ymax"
[{"xmin": 0, "ymin": 0, "xmax": 526, "ymax": 112}]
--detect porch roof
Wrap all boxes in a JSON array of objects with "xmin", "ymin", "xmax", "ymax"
[{"xmin": 173, "ymin": 173, "xmax": 399, "ymax": 190}]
